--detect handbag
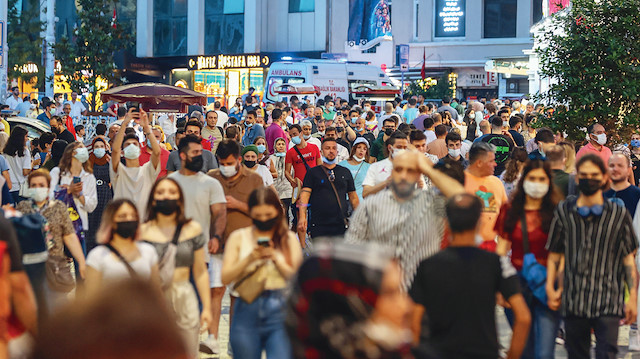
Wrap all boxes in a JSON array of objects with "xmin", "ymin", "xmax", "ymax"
[
  {"xmin": 233, "ymin": 261, "xmax": 267, "ymax": 304},
  {"xmin": 519, "ymin": 214, "xmax": 548, "ymax": 305},
  {"xmin": 319, "ymin": 166, "xmax": 349, "ymax": 229},
  {"xmin": 45, "ymin": 255, "xmax": 75, "ymax": 293},
  {"xmin": 156, "ymin": 223, "xmax": 183, "ymax": 290}
]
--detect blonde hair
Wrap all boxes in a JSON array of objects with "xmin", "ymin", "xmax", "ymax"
[
  {"xmin": 0, "ymin": 132, "xmax": 8, "ymax": 152},
  {"xmin": 560, "ymin": 142, "xmax": 576, "ymax": 174},
  {"xmin": 28, "ymin": 168, "xmax": 52, "ymax": 187}
]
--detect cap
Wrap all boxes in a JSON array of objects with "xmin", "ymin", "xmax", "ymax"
[
  {"xmin": 352, "ymin": 137, "xmax": 370, "ymax": 148},
  {"xmin": 241, "ymin": 144, "xmax": 259, "ymax": 156}
]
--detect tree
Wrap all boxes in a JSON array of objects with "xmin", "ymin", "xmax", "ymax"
[
  {"xmin": 54, "ymin": 0, "xmax": 133, "ymax": 112},
  {"xmin": 405, "ymin": 73, "xmax": 451, "ymax": 100},
  {"xmin": 7, "ymin": 0, "xmax": 44, "ymax": 89},
  {"xmin": 534, "ymin": 0, "xmax": 640, "ymax": 142}
]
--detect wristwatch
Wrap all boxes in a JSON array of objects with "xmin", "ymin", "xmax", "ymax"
[{"xmin": 212, "ymin": 234, "xmax": 222, "ymax": 241}]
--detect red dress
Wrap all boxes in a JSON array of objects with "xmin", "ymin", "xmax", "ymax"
[{"xmin": 494, "ymin": 204, "xmax": 550, "ymax": 270}]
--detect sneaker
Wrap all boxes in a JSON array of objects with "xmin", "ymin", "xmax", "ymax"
[
  {"xmin": 555, "ymin": 328, "xmax": 565, "ymax": 346},
  {"xmin": 199, "ymin": 335, "xmax": 220, "ymax": 355},
  {"xmin": 630, "ymin": 327, "xmax": 640, "ymax": 351}
]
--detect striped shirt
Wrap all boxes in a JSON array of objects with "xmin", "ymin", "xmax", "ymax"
[
  {"xmin": 546, "ymin": 198, "xmax": 638, "ymax": 318},
  {"xmin": 344, "ymin": 188, "xmax": 445, "ymax": 291}
]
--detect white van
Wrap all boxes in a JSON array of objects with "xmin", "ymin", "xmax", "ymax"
[{"xmin": 264, "ymin": 59, "xmax": 397, "ymax": 103}]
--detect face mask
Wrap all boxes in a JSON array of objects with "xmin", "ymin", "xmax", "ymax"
[
  {"xmin": 291, "ymin": 136, "xmax": 302, "ymax": 145},
  {"xmin": 246, "ymin": 122, "xmax": 253, "ymax": 128},
  {"xmin": 323, "ymin": 156, "xmax": 337, "ymax": 165},
  {"xmin": 253, "ymin": 217, "xmax": 279, "ymax": 231},
  {"xmin": 384, "ymin": 128, "xmax": 394, "ymax": 136},
  {"xmin": 29, "ymin": 187, "xmax": 49, "ymax": 202},
  {"xmin": 351, "ymin": 117, "xmax": 358, "ymax": 124},
  {"xmin": 317, "ymin": 131, "xmax": 325, "ymax": 136},
  {"xmin": 93, "ymin": 148, "xmax": 106, "ymax": 159},
  {"xmin": 303, "ymin": 134, "xmax": 311, "ymax": 140},
  {"xmin": 123, "ymin": 143, "xmax": 141, "ymax": 160},
  {"xmin": 220, "ymin": 164, "xmax": 238, "ymax": 178},
  {"xmin": 74, "ymin": 147, "xmax": 89, "ymax": 163},
  {"xmin": 354, "ymin": 156, "xmax": 365, "ymax": 162},
  {"xmin": 523, "ymin": 180, "xmax": 549, "ymax": 199},
  {"xmin": 391, "ymin": 148, "xmax": 406, "ymax": 159},
  {"xmin": 336, "ymin": 127, "xmax": 344, "ymax": 133},
  {"xmin": 364, "ymin": 106, "xmax": 371, "ymax": 111},
  {"xmin": 281, "ymin": 124, "xmax": 288, "ymax": 131},
  {"xmin": 185, "ymin": 154, "xmax": 204, "ymax": 172},
  {"xmin": 593, "ymin": 133, "xmax": 607, "ymax": 145},
  {"xmin": 114, "ymin": 221, "xmax": 138, "ymax": 239},
  {"xmin": 154, "ymin": 199, "xmax": 179, "ymax": 215},
  {"xmin": 244, "ymin": 160, "xmax": 257, "ymax": 168},
  {"xmin": 503, "ymin": 121, "xmax": 509, "ymax": 128},
  {"xmin": 315, "ymin": 115, "xmax": 322, "ymax": 121},
  {"xmin": 631, "ymin": 140, "xmax": 640, "ymax": 148},
  {"xmin": 256, "ymin": 144, "xmax": 266, "ymax": 153},
  {"xmin": 448, "ymin": 148, "xmax": 461, "ymax": 158},
  {"xmin": 275, "ymin": 152, "xmax": 286, "ymax": 157},
  {"xmin": 578, "ymin": 178, "xmax": 602, "ymax": 196},
  {"xmin": 328, "ymin": 106, "xmax": 334, "ymax": 112},
  {"xmin": 356, "ymin": 128, "xmax": 364, "ymax": 132}
]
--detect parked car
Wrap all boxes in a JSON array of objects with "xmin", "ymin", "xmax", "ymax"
[{"xmin": 7, "ymin": 116, "xmax": 51, "ymax": 139}]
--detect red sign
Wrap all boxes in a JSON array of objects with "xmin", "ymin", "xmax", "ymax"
[{"xmin": 486, "ymin": 72, "xmax": 497, "ymax": 86}]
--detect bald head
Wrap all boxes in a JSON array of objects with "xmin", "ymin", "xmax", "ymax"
[{"xmin": 479, "ymin": 120, "xmax": 491, "ymax": 135}]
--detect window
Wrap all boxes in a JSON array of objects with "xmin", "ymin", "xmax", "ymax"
[
  {"xmin": 289, "ymin": 0, "xmax": 314, "ymax": 13},
  {"xmin": 483, "ymin": 0, "xmax": 517, "ymax": 38},
  {"xmin": 506, "ymin": 77, "xmax": 529, "ymax": 94},
  {"xmin": 435, "ymin": 0, "xmax": 465, "ymax": 38},
  {"xmin": 533, "ymin": 0, "xmax": 543, "ymax": 23},
  {"xmin": 205, "ymin": 0, "xmax": 244, "ymax": 54},
  {"xmin": 153, "ymin": 0, "xmax": 188, "ymax": 56}
]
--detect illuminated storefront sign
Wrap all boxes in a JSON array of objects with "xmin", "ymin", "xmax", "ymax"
[
  {"xmin": 435, "ymin": 0, "xmax": 465, "ymax": 38},
  {"xmin": 188, "ymin": 53, "xmax": 271, "ymax": 71}
]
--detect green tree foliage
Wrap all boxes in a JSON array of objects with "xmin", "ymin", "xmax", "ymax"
[
  {"xmin": 7, "ymin": 0, "xmax": 44, "ymax": 88},
  {"xmin": 54, "ymin": 0, "xmax": 133, "ymax": 111},
  {"xmin": 405, "ymin": 73, "xmax": 451, "ymax": 100},
  {"xmin": 534, "ymin": 0, "xmax": 640, "ymax": 142}
]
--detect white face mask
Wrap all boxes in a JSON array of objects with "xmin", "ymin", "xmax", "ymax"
[
  {"xmin": 317, "ymin": 131, "xmax": 325, "ymax": 136},
  {"xmin": 74, "ymin": 147, "xmax": 89, "ymax": 163},
  {"xmin": 354, "ymin": 156, "xmax": 365, "ymax": 162},
  {"xmin": 123, "ymin": 143, "xmax": 141, "ymax": 160},
  {"xmin": 93, "ymin": 148, "xmax": 106, "ymax": 159},
  {"xmin": 593, "ymin": 133, "xmax": 607, "ymax": 145},
  {"xmin": 503, "ymin": 121, "xmax": 509, "ymax": 128},
  {"xmin": 448, "ymin": 148, "xmax": 461, "ymax": 158},
  {"xmin": 29, "ymin": 187, "xmax": 49, "ymax": 202},
  {"xmin": 523, "ymin": 180, "xmax": 549, "ymax": 199},
  {"xmin": 220, "ymin": 164, "xmax": 238, "ymax": 178},
  {"xmin": 390, "ymin": 148, "xmax": 406, "ymax": 159}
]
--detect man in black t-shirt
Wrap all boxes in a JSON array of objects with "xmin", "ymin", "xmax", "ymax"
[
  {"xmin": 298, "ymin": 138, "xmax": 359, "ymax": 240},
  {"xmin": 474, "ymin": 115, "xmax": 514, "ymax": 176},
  {"xmin": 410, "ymin": 194, "xmax": 530, "ymax": 359}
]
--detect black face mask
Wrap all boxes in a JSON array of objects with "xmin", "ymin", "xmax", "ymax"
[
  {"xmin": 253, "ymin": 217, "xmax": 278, "ymax": 231},
  {"xmin": 578, "ymin": 178, "xmax": 602, "ymax": 196},
  {"xmin": 115, "ymin": 221, "xmax": 138, "ymax": 239},
  {"xmin": 315, "ymin": 115, "xmax": 322, "ymax": 121},
  {"xmin": 384, "ymin": 128, "xmax": 394, "ymax": 136},
  {"xmin": 244, "ymin": 160, "xmax": 257, "ymax": 168},
  {"xmin": 154, "ymin": 199, "xmax": 179, "ymax": 215},
  {"xmin": 185, "ymin": 155, "xmax": 204, "ymax": 172},
  {"xmin": 52, "ymin": 126, "xmax": 61, "ymax": 135}
]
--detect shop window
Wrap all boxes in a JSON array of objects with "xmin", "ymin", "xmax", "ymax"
[
  {"xmin": 483, "ymin": 0, "xmax": 517, "ymax": 38},
  {"xmin": 153, "ymin": 0, "xmax": 187, "ymax": 56},
  {"xmin": 533, "ymin": 0, "xmax": 543, "ymax": 23},
  {"xmin": 289, "ymin": 0, "xmax": 314, "ymax": 13},
  {"xmin": 205, "ymin": 0, "xmax": 244, "ymax": 54},
  {"xmin": 116, "ymin": 0, "xmax": 137, "ymax": 38},
  {"xmin": 506, "ymin": 78, "xmax": 529, "ymax": 94}
]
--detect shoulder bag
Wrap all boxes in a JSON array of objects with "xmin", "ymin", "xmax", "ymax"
[
  {"xmin": 45, "ymin": 255, "xmax": 75, "ymax": 293},
  {"xmin": 105, "ymin": 243, "xmax": 137, "ymax": 277},
  {"xmin": 319, "ymin": 166, "xmax": 349, "ymax": 229},
  {"xmin": 233, "ymin": 260, "xmax": 268, "ymax": 304},
  {"xmin": 156, "ymin": 223, "xmax": 184, "ymax": 290},
  {"xmin": 519, "ymin": 214, "xmax": 548, "ymax": 305}
]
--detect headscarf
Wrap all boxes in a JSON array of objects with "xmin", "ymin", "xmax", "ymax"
[
  {"xmin": 88, "ymin": 137, "xmax": 109, "ymax": 167},
  {"xmin": 286, "ymin": 242, "xmax": 414, "ymax": 359}
]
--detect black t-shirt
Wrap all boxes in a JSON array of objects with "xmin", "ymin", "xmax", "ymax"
[
  {"xmin": 56, "ymin": 129, "xmax": 76, "ymax": 144},
  {"xmin": 632, "ymin": 153, "xmax": 640, "ymax": 186},
  {"xmin": 0, "ymin": 213, "xmax": 25, "ymax": 272},
  {"xmin": 508, "ymin": 130, "xmax": 525, "ymax": 147},
  {"xmin": 302, "ymin": 165, "xmax": 355, "ymax": 237},
  {"xmin": 480, "ymin": 134, "xmax": 514, "ymax": 176},
  {"xmin": 409, "ymin": 247, "xmax": 520, "ymax": 359},
  {"xmin": 604, "ymin": 185, "xmax": 640, "ymax": 218}
]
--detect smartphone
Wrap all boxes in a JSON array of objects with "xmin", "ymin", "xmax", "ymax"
[
  {"xmin": 73, "ymin": 176, "xmax": 81, "ymax": 184},
  {"xmin": 257, "ymin": 237, "xmax": 270, "ymax": 247}
]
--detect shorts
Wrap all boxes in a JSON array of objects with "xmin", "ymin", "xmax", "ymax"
[{"xmin": 208, "ymin": 254, "xmax": 224, "ymax": 288}]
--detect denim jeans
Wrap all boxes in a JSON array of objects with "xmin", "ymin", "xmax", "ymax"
[
  {"xmin": 505, "ymin": 274, "xmax": 560, "ymax": 359},
  {"xmin": 230, "ymin": 290, "xmax": 292, "ymax": 359}
]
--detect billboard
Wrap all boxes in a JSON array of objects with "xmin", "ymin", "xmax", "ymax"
[
  {"xmin": 435, "ymin": 0, "xmax": 465, "ymax": 38},
  {"xmin": 348, "ymin": 0, "xmax": 392, "ymax": 49}
]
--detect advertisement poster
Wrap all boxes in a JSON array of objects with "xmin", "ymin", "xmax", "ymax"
[{"xmin": 348, "ymin": 0, "xmax": 392, "ymax": 49}]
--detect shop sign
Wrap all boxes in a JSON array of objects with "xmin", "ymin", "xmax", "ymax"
[
  {"xmin": 435, "ymin": 0, "xmax": 465, "ymax": 38},
  {"xmin": 188, "ymin": 53, "xmax": 271, "ymax": 71}
]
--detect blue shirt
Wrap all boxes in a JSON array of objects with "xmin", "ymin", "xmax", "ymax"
[
  {"xmin": 36, "ymin": 112, "xmax": 51, "ymax": 125},
  {"xmin": 604, "ymin": 185, "xmax": 640, "ymax": 218},
  {"xmin": 242, "ymin": 124, "xmax": 265, "ymax": 147},
  {"xmin": 338, "ymin": 160, "xmax": 370, "ymax": 201},
  {"xmin": 0, "ymin": 155, "xmax": 8, "ymax": 173},
  {"xmin": 403, "ymin": 108, "xmax": 419, "ymax": 123}
]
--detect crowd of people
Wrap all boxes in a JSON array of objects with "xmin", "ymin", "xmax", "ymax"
[{"xmin": 0, "ymin": 91, "xmax": 638, "ymax": 359}]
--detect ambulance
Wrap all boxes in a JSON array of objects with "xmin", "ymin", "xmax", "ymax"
[{"xmin": 264, "ymin": 59, "xmax": 399, "ymax": 104}]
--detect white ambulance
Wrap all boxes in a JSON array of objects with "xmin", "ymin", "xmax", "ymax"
[{"xmin": 264, "ymin": 59, "xmax": 398, "ymax": 103}]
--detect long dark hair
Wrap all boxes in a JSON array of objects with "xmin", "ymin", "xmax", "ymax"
[
  {"xmin": 503, "ymin": 159, "xmax": 560, "ymax": 235},
  {"xmin": 3, "ymin": 126, "xmax": 28, "ymax": 157},
  {"xmin": 248, "ymin": 187, "xmax": 288, "ymax": 250},
  {"xmin": 502, "ymin": 147, "xmax": 528, "ymax": 183},
  {"xmin": 145, "ymin": 177, "xmax": 191, "ymax": 225}
]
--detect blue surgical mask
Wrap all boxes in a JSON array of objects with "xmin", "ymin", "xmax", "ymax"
[
  {"xmin": 631, "ymin": 140, "xmax": 640, "ymax": 148},
  {"xmin": 323, "ymin": 156, "xmax": 337, "ymax": 165},
  {"xmin": 351, "ymin": 117, "xmax": 358, "ymax": 124},
  {"xmin": 328, "ymin": 106, "xmax": 334, "ymax": 112},
  {"xmin": 256, "ymin": 144, "xmax": 266, "ymax": 153},
  {"xmin": 246, "ymin": 122, "xmax": 253, "ymax": 128},
  {"xmin": 275, "ymin": 152, "xmax": 286, "ymax": 157},
  {"xmin": 93, "ymin": 148, "xmax": 106, "ymax": 159},
  {"xmin": 291, "ymin": 136, "xmax": 302, "ymax": 145},
  {"xmin": 303, "ymin": 134, "xmax": 311, "ymax": 140}
]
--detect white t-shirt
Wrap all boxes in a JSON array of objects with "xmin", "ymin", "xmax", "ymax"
[
  {"xmin": 49, "ymin": 168, "xmax": 98, "ymax": 230},
  {"xmin": 216, "ymin": 110, "xmax": 229, "ymax": 127},
  {"xmin": 86, "ymin": 242, "xmax": 158, "ymax": 282},
  {"xmin": 157, "ymin": 114, "xmax": 176, "ymax": 136},
  {"xmin": 3, "ymin": 148, "xmax": 31, "ymax": 191},
  {"xmin": 168, "ymin": 171, "xmax": 226, "ymax": 259},
  {"xmin": 67, "ymin": 100, "xmax": 87, "ymax": 118},
  {"xmin": 110, "ymin": 161, "xmax": 160, "ymax": 219},
  {"xmin": 424, "ymin": 130, "xmax": 437, "ymax": 144},
  {"xmin": 254, "ymin": 164, "xmax": 274, "ymax": 187},
  {"xmin": 6, "ymin": 96, "xmax": 22, "ymax": 110}
]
